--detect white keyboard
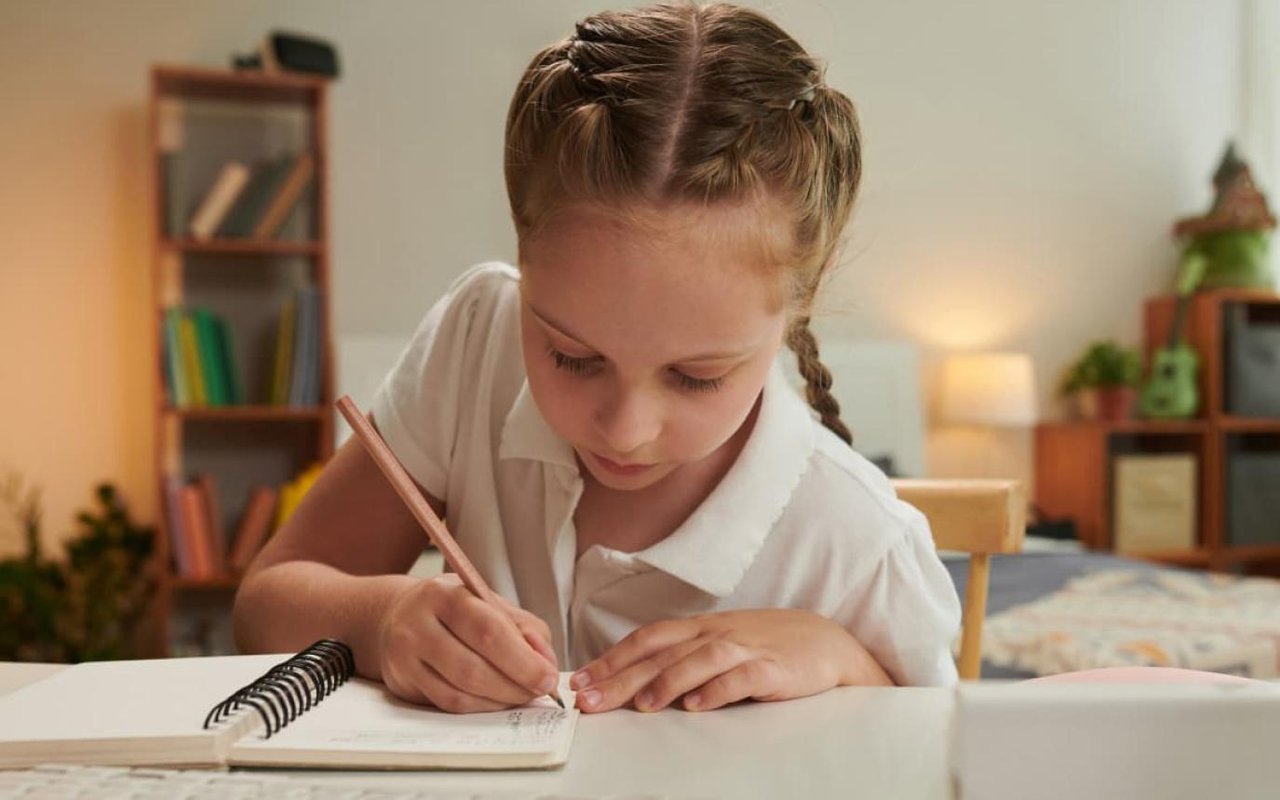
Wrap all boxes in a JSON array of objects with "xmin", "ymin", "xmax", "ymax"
[{"xmin": 0, "ymin": 763, "xmax": 674, "ymax": 799}]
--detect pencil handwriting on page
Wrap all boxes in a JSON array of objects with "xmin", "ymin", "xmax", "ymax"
[{"xmin": 317, "ymin": 709, "xmax": 569, "ymax": 752}]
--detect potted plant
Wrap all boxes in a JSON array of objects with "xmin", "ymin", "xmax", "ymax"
[{"xmin": 1059, "ymin": 340, "xmax": 1142, "ymax": 421}]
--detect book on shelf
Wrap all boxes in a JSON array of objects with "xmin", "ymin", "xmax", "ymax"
[
  {"xmin": 216, "ymin": 155, "xmax": 295, "ymax": 239},
  {"xmin": 177, "ymin": 483, "xmax": 215, "ymax": 579},
  {"xmin": 228, "ymin": 486, "xmax": 279, "ymax": 573},
  {"xmin": 187, "ymin": 162, "xmax": 250, "ymax": 240},
  {"xmin": 193, "ymin": 474, "xmax": 227, "ymax": 574},
  {"xmin": 192, "ymin": 309, "xmax": 226, "ymax": 407},
  {"xmin": 212, "ymin": 315, "xmax": 243, "ymax": 404},
  {"xmin": 288, "ymin": 286, "xmax": 321, "ymax": 407},
  {"xmin": 0, "ymin": 641, "xmax": 579, "ymax": 770},
  {"xmin": 161, "ymin": 475, "xmax": 192, "ymax": 577},
  {"xmin": 253, "ymin": 152, "xmax": 314, "ymax": 239},
  {"xmin": 274, "ymin": 463, "xmax": 324, "ymax": 531},
  {"xmin": 270, "ymin": 293, "xmax": 296, "ymax": 405},
  {"xmin": 162, "ymin": 307, "xmax": 242, "ymax": 410},
  {"xmin": 268, "ymin": 287, "xmax": 321, "ymax": 407}
]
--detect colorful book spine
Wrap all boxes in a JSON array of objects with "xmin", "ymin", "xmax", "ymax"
[
  {"xmin": 217, "ymin": 155, "xmax": 295, "ymax": 238},
  {"xmin": 194, "ymin": 474, "xmax": 226, "ymax": 574},
  {"xmin": 192, "ymin": 309, "xmax": 226, "ymax": 407},
  {"xmin": 188, "ymin": 162, "xmax": 250, "ymax": 240},
  {"xmin": 213, "ymin": 316, "xmax": 243, "ymax": 405},
  {"xmin": 163, "ymin": 309, "xmax": 190, "ymax": 407},
  {"xmin": 179, "ymin": 314, "xmax": 207, "ymax": 407},
  {"xmin": 163, "ymin": 475, "xmax": 192, "ymax": 576},
  {"xmin": 271, "ymin": 295, "xmax": 297, "ymax": 405},
  {"xmin": 178, "ymin": 484, "xmax": 214, "ymax": 579},
  {"xmin": 229, "ymin": 486, "xmax": 279, "ymax": 572},
  {"xmin": 253, "ymin": 152, "xmax": 315, "ymax": 239}
]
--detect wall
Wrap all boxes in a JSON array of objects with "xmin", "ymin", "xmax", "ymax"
[{"xmin": 0, "ymin": 1, "xmax": 1243, "ymax": 550}]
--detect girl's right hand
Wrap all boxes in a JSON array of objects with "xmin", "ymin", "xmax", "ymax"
[{"xmin": 377, "ymin": 573, "xmax": 560, "ymax": 713}]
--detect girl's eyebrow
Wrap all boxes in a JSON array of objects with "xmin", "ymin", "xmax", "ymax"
[{"xmin": 525, "ymin": 302, "xmax": 758, "ymax": 364}]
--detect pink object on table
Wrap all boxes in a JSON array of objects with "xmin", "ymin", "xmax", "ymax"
[{"xmin": 1027, "ymin": 667, "xmax": 1260, "ymax": 685}]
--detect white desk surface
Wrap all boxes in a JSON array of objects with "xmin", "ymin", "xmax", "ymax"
[{"xmin": 0, "ymin": 663, "xmax": 952, "ymax": 799}]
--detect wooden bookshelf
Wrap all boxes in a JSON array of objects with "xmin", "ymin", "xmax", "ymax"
[
  {"xmin": 1036, "ymin": 289, "xmax": 1280, "ymax": 572},
  {"xmin": 147, "ymin": 65, "xmax": 336, "ymax": 657}
]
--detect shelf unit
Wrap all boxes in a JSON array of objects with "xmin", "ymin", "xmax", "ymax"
[
  {"xmin": 1036, "ymin": 289, "xmax": 1280, "ymax": 572},
  {"xmin": 147, "ymin": 66, "xmax": 335, "ymax": 656}
]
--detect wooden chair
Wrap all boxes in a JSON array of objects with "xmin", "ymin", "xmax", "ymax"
[{"xmin": 891, "ymin": 479, "xmax": 1026, "ymax": 681}]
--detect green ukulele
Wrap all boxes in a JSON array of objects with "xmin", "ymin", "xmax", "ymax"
[{"xmin": 1139, "ymin": 252, "xmax": 1208, "ymax": 419}]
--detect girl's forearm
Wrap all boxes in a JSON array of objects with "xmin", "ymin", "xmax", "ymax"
[{"xmin": 232, "ymin": 561, "xmax": 417, "ymax": 680}]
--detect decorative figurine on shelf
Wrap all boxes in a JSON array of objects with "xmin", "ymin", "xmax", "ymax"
[{"xmin": 1172, "ymin": 142, "xmax": 1276, "ymax": 290}]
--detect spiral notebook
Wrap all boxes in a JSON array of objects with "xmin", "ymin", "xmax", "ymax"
[{"xmin": 0, "ymin": 641, "xmax": 578, "ymax": 770}]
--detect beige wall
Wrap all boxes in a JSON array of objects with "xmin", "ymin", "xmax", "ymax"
[{"xmin": 0, "ymin": 1, "xmax": 1242, "ymax": 550}]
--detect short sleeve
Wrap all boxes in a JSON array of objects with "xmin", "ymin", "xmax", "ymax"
[
  {"xmin": 836, "ymin": 509, "xmax": 962, "ymax": 687},
  {"xmin": 369, "ymin": 263, "xmax": 518, "ymax": 500}
]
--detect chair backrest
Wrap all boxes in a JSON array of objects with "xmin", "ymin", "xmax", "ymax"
[{"xmin": 891, "ymin": 479, "xmax": 1026, "ymax": 680}]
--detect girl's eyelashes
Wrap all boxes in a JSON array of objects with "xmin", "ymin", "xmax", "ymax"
[
  {"xmin": 671, "ymin": 370, "xmax": 725, "ymax": 393},
  {"xmin": 546, "ymin": 346, "xmax": 602, "ymax": 375},
  {"xmin": 545, "ymin": 345, "xmax": 727, "ymax": 393}
]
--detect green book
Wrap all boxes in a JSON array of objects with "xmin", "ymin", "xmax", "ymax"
[
  {"xmin": 164, "ymin": 308, "xmax": 190, "ymax": 407},
  {"xmin": 192, "ymin": 309, "xmax": 226, "ymax": 406},
  {"xmin": 216, "ymin": 155, "xmax": 295, "ymax": 238},
  {"xmin": 213, "ymin": 315, "xmax": 243, "ymax": 405}
]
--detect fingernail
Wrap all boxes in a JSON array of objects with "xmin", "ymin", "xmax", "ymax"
[
  {"xmin": 685, "ymin": 691, "xmax": 701, "ymax": 710},
  {"xmin": 636, "ymin": 690, "xmax": 654, "ymax": 711},
  {"xmin": 580, "ymin": 688, "xmax": 601, "ymax": 709},
  {"xmin": 539, "ymin": 674, "xmax": 558, "ymax": 694},
  {"xmin": 570, "ymin": 670, "xmax": 592, "ymax": 690}
]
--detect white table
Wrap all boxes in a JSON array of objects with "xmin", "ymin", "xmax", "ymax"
[{"xmin": 0, "ymin": 663, "xmax": 952, "ymax": 798}]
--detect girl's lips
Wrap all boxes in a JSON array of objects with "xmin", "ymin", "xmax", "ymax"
[{"xmin": 592, "ymin": 452, "xmax": 655, "ymax": 476}]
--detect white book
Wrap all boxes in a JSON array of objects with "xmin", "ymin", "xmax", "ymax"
[
  {"xmin": 0, "ymin": 642, "xmax": 578, "ymax": 770},
  {"xmin": 187, "ymin": 162, "xmax": 250, "ymax": 240}
]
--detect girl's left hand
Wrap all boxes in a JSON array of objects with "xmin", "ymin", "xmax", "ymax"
[{"xmin": 570, "ymin": 609, "xmax": 892, "ymax": 713}]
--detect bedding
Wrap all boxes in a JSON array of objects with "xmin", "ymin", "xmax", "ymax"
[{"xmin": 944, "ymin": 546, "xmax": 1280, "ymax": 679}]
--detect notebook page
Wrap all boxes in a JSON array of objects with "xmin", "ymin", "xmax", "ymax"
[
  {"xmin": 228, "ymin": 674, "xmax": 579, "ymax": 769},
  {"xmin": 0, "ymin": 654, "xmax": 287, "ymax": 768}
]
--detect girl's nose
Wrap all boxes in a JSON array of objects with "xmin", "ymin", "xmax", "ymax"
[{"xmin": 594, "ymin": 387, "xmax": 662, "ymax": 457}]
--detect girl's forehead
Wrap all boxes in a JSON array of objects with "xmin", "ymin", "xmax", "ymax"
[
  {"xmin": 521, "ymin": 200, "xmax": 794, "ymax": 281},
  {"xmin": 518, "ymin": 203, "xmax": 790, "ymax": 359}
]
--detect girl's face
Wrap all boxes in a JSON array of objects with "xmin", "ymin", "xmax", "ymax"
[{"xmin": 519, "ymin": 204, "xmax": 788, "ymax": 492}]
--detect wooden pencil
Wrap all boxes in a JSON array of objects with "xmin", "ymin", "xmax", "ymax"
[{"xmin": 335, "ymin": 395, "xmax": 564, "ymax": 709}]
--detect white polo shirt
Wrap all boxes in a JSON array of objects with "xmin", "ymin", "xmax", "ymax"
[{"xmin": 372, "ymin": 262, "xmax": 961, "ymax": 686}]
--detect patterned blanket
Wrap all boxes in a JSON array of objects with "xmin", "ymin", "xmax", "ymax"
[{"xmin": 981, "ymin": 569, "xmax": 1280, "ymax": 678}]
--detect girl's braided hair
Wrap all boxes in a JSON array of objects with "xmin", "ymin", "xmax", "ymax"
[{"xmin": 505, "ymin": 2, "xmax": 860, "ymax": 445}]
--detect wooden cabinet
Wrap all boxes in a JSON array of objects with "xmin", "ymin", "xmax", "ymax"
[
  {"xmin": 1036, "ymin": 289, "xmax": 1280, "ymax": 571},
  {"xmin": 147, "ymin": 66, "xmax": 335, "ymax": 655}
]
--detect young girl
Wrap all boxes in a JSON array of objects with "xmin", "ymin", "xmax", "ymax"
[{"xmin": 234, "ymin": 1, "xmax": 961, "ymax": 715}]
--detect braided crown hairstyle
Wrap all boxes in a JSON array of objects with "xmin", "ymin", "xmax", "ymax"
[{"xmin": 504, "ymin": 1, "xmax": 858, "ymax": 445}]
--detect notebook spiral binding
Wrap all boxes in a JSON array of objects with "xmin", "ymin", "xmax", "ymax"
[{"xmin": 202, "ymin": 639, "xmax": 355, "ymax": 739}]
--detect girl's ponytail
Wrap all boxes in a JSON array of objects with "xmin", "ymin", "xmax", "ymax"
[{"xmin": 786, "ymin": 317, "xmax": 853, "ymax": 445}]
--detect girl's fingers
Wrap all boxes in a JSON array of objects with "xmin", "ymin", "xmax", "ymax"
[
  {"xmin": 424, "ymin": 613, "xmax": 540, "ymax": 707},
  {"xmin": 411, "ymin": 655, "xmax": 511, "ymax": 714},
  {"xmin": 577, "ymin": 636, "xmax": 708, "ymax": 713},
  {"xmin": 680, "ymin": 658, "xmax": 782, "ymax": 712},
  {"xmin": 639, "ymin": 638, "xmax": 756, "ymax": 712},
  {"xmin": 437, "ymin": 591, "xmax": 558, "ymax": 697},
  {"xmin": 573, "ymin": 618, "xmax": 699, "ymax": 691}
]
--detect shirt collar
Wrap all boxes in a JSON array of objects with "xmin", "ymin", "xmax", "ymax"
[
  {"xmin": 497, "ymin": 362, "xmax": 818, "ymax": 598},
  {"xmin": 498, "ymin": 381, "xmax": 580, "ymax": 472},
  {"xmin": 634, "ymin": 363, "xmax": 816, "ymax": 597}
]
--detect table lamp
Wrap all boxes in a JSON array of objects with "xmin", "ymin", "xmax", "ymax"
[{"xmin": 941, "ymin": 353, "xmax": 1037, "ymax": 428}]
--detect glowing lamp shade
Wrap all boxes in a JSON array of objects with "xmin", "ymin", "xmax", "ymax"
[{"xmin": 942, "ymin": 353, "xmax": 1037, "ymax": 427}]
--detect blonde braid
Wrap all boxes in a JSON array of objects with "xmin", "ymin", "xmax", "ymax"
[{"xmin": 786, "ymin": 317, "xmax": 853, "ymax": 445}]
